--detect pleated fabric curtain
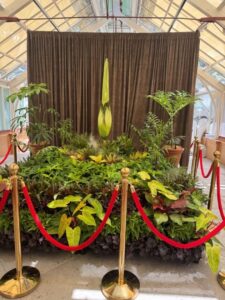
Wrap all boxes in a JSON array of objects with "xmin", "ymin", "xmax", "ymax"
[{"xmin": 27, "ymin": 31, "xmax": 199, "ymax": 166}]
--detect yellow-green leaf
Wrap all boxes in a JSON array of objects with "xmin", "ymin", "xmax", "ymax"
[
  {"xmin": 72, "ymin": 199, "xmax": 87, "ymax": 216},
  {"xmin": 101, "ymin": 58, "xmax": 109, "ymax": 105},
  {"xmin": 77, "ymin": 212, "xmax": 96, "ymax": 226},
  {"xmin": 88, "ymin": 198, "xmax": 103, "ymax": 214},
  {"xmin": 154, "ymin": 212, "xmax": 168, "ymax": 225},
  {"xmin": 195, "ymin": 213, "xmax": 216, "ymax": 231},
  {"xmin": 97, "ymin": 212, "xmax": 111, "ymax": 226},
  {"xmin": 138, "ymin": 171, "xmax": 150, "ymax": 181},
  {"xmin": 89, "ymin": 154, "xmax": 106, "ymax": 163},
  {"xmin": 169, "ymin": 214, "xmax": 183, "ymax": 225},
  {"xmin": 206, "ymin": 242, "xmax": 221, "ymax": 273},
  {"xmin": 64, "ymin": 195, "xmax": 82, "ymax": 202},
  {"xmin": 47, "ymin": 199, "xmax": 70, "ymax": 209},
  {"xmin": 58, "ymin": 214, "xmax": 72, "ymax": 238},
  {"xmin": 66, "ymin": 226, "xmax": 81, "ymax": 247},
  {"xmin": 82, "ymin": 206, "xmax": 96, "ymax": 214}
]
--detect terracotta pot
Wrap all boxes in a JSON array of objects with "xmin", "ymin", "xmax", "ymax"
[
  {"xmin": 164, "ymin": 145, "xmax": 184, "ymax": 167},
  {"xmin": 29, "ymin": 143, "xmax": 48, "ymax": 155}
]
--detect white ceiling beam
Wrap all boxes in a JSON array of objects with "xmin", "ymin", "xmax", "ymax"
[
  {"xmin": 188, "ymin": 0, "xmax": 225, "ymax": 29},
  {"xmin": 8, "ymin": 72, "xmax": 27, "ymax": 91},
  {"xmin": 198, "ymin": 69, "xmax": 225, "ymax": 93}
]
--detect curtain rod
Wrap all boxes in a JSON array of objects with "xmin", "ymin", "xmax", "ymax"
[{"xmin": 0, "ymin": 16, "xmax": 225, "ymax": 23}]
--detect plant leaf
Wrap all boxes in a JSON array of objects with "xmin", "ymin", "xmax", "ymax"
[
  {"xmin": 47, "ymin": 199, "xmax": 70, "ymax": 208},
  {"xmin": 154, "ymin": 212, "xmax": 168, "ymax": 225},
  {"xmin": 66, "ymin": 226, "xmax": 81, "ymax": 247},
  {"xmin": 89, "ymin": 154, "xmax": 106, "ymax": 163},
  {"xmin": 58, "ymin": 214, "xmax": 72, "ymax": 238},
  {"xmin": 138, "ymin": 171, "xmax": 150, "ymax": 181},
  {"xmin": 82, "ymin": 206, "xmax": 96, "ymax": 214},
  {"xmin": 97, "ymin": 212, "xmax": 111, "ymax": 226},
  {"xmin": 64, "ymin": 195, "xmax": 82, "ymax": 202},
  {"xmin": 88, "ymin": 198, "xmax": 103, "ymax": 214},
  {"xmin": 206, "ymin": 242, "xmax": 221, "ymax": 273},
  {"xmin": 195, "ymin": 213, "xmax": 216, "ymax": 231},
  {"xmin": 169, "ymin": 214, "xmax": 183, "ymax": 225},
  {"xmin": 77, "ymin": 212, "xmax": 96, "ymax": 226}
]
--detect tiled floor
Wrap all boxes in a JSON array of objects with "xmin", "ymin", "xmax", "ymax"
[{"xmin": 0, "ymin": 152, "xmax": 225, "ymax": 299}]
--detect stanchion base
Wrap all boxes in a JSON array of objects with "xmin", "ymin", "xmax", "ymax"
[
  {"xmin": 0, "ymin": 266, "xmax": 40, "ymax": 299},
  {"xmin": 217, "ymin": 270, "xmax": 225, "ymax": 290},
  {"xmin": 101, "ymin": 269, "xmax": 140, "ymax": 300}
]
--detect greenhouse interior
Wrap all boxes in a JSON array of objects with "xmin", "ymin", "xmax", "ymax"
[{"xmin": 0, "ymin": 0, "xmax": 225, "ymax": 300}]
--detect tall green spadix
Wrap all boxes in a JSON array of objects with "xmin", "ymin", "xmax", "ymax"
[{"xmin": 98, "ymin": 58, "xmax": 112, "ymax": 139}]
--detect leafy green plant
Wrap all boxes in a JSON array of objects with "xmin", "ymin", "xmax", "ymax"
[
  {"xmin": 7, "ymin": 83, "xmax": 58, "ymax": 145},
  {"xmin": 147, "ymin": 91, "xmax": 198, "ymax": 148},
  {"xmin": 57, "ymin": 119, "xmax": 74, "ymax": 146},
  {"xmin": 47, "ymin": 193, "xmax": 111, "ymax": 247}
]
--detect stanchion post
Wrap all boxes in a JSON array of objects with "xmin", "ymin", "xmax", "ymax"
[
  {"xmin": 12, "ymin": 133, "xmax": 17, "ymax": 164},
  {"xmin": 101, "ymin": 168, "xmax": 140, "ymax": 300},
  {"xmin": 191, "ymin": 136, "xmax": 198, "ymax": 177},
  {"xmin": 208, "ymin": 150, "xmax": 220, "ymax": 210},
  {"xmin": 193, "ymin": 139, "xmax": 200, "ymax": 179},
  {"xmin": 0, "ymin": 163, "xmax": 40, "ymax": 299}
]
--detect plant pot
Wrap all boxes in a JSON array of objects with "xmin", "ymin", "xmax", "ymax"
[
  {"xmin": 29, "ymin": 143, "xmax": 49, "ymax": 155},
  {"xmin": 164, "ymin": 146, "xmax": 184, "ymax": 167}
]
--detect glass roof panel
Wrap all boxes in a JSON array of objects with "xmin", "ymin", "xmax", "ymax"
[
  {"xmin": 57, "ymin": 0, "xmax": 74, "ymax": 11},
  {"xmin": 0, "ymin": 23, "xmax": 20, "ymax": 41},
  {"xmin": 200, "ymin": 40, "xmax": 224, "ymax": 61},
  {"xmin": 0, "ymin": 0, "xmax": 15, "ymax": 9},
  {"xmin": 16, "ymin": 3, "xmax": 40, "ymax": 18},
  {"xmin": 3, "ymin": 60, "xmax": 20, "ymax": 74},
  {"xmin": 0, "ymin": 30, "xmax": 25, "ymax": 53},
  {"xmin": 0, "ymin": 56, "xmax": 12, "ymax": 69},
  {"xmin": 206, "ymin": 0, "xmax": 224, "ymax": 8},
  {"xmin": 8, "ymin": 41, "xmax": 26, "ymax": 58},
  {"xmin": 38, "ymin": 0, "xmax": 53, "ymax": 8}
]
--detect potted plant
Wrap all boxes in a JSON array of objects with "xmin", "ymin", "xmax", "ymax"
[
  {"xmin": 147, "ymin": 91, "xmax": 198, "ymax": 166},
  {"xmin": 7, "ymin": 83, "xmax": 57, "ymax": 154}
]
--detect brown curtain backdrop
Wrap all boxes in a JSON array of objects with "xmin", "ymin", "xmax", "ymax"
[{"xmin": 27, "ymin": 31, "xmax": 199, "ymax": 166}]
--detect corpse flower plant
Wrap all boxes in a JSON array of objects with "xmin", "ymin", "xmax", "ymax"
[{"xmin": 98, "ymin": 58, "xmax": 112, "ymax": 139}]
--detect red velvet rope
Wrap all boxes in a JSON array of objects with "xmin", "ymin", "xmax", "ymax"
[
  {"xmin": 0, "ymin": 145, "xmax": 12, "ymax": 165},
  {"xmin": 23, "ymin": 185, "xmax": 118, "ymax": 251},
  {"xmin": 17, "ymin": 142, "xmax": 29, "ymax": 153},
  {"xmin": 216, "ymin": 166, "xmax": 225, "ymax": 220},
  {"xmin": 199, "ymin": 149, "xmax": 213, "ymax": 178},
  {"xmin": 0, "ymin": 190, "xmax": 10, "ymax": 214},
  {"xmin": 131, "ymin": 189, "xmax": 225, "ymax": 249}
]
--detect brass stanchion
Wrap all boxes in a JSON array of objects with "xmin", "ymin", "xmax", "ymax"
[
  {"xmin": 101, "ymin": 168, "xmax": 140, "ymax": 300},
  {"xmin": 12, "ymin": 133, "xmax": 17, "ymax": 164},
  {"xmin": 193, "ymin": 139, "xmax": 200, "ymax": 179},
  {"xmin": 208, "ymin": 150, "xmax": 220, "ymax": 210},
  {"xmin": 191, "ymin": 136, "xmax": 198, "ymax": 177},
  {"xmin": 0, "ymin": 163, "xmax": 40, "ymax": 299}
]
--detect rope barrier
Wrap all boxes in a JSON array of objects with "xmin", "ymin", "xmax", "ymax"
[
  {"xmin": 17, "ymin": 141, "xmax": 30, "ymax": 153},
  {"xmin": 190, "ymin": 141, "xmax": 194, "ymax": 149},
  {"xmin": 0, "ymin": 189, "xmax": 10, "ymax": 214},
  {"xmin": 131, "ymin": 187, "xmax": 225, "ymax": 249},
  {"xmin": 22, "ymin": 185, "xmax": 118, "ymax": 251},
  {"xmin": 0, "ymin": 145, "xmax": 12, "ymax": 165},
  {"xmin": 198, "ymin": 149, "xmax": 213, "ymax": 179},
  {"xmin": 216, "ymin": 166, "xmax": 225, "ymax": 220}
]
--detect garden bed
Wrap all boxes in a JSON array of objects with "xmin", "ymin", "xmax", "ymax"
[{"xmin": 0, "ymin": 138, "xmax": 210, "ymax": 264}]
